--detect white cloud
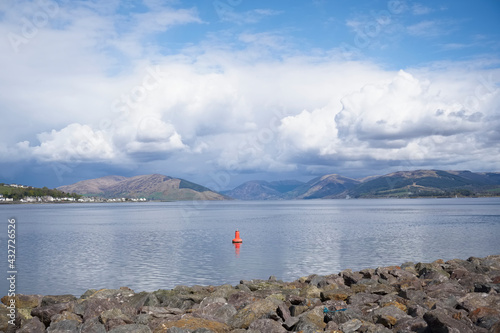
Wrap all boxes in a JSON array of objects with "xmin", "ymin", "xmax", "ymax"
[
  {"xmin": 1, "ymin": 0, "xmax": 499, "ymax": 185},
  {"xmin": 30, "ymin": 123, "xmax": 115, "ymax": 162},
  {"xmin": 277, "ymin": 68, "xmax": 500, "ymax": 172}
]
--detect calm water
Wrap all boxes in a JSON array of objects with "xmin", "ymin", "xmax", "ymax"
[{"xmin": 1, "ymin": 198, "xmax": 500, "ymax": 297}]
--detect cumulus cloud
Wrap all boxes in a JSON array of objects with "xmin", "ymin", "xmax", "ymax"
[
  {"xmin": 277, "ymin": 68, "xmax": 500, "ymax": 173},
  {"xmin": 0, "ymin": 0, "xmax": 499, "ymax": 186},
  {"xmin": 29, "ymin": 123, "xmax": 115, "ymax": 162}
]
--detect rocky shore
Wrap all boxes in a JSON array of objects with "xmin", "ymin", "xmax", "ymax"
[{"xmin": 2, "ymin": 255, "xmax": 500, "ymax": 333}]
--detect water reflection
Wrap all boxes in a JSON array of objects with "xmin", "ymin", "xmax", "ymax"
[
  {"xmin": 234, "ymin": 243, "xmax": 241, "ymax": 257},
  {"xmin": 1, "ymin": 199, "xmax": 499, "ymax": 296}
]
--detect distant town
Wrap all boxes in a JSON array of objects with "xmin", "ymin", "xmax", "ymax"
[{"xmin": 0, "ymin": 183, "xmax": 147, "ymax": 204}]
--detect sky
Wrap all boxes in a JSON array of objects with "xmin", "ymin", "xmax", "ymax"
[{"xmin": 0, "ymin": 0, "xmax": 499, "ymax": 190}]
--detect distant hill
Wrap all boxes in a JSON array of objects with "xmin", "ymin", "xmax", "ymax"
[
  {"xmin": 57, "ymin": 174, "xmax": 229, "ymax": 201},
  {"xmin": 348, "ymin": 170, "xmax": 500, "ymax": 198},
  {"xmin": 222, "ymin": 180, "xmax": 304, "ymax": 200},
  {"xmin": 225, "ymin": 170, "xmax": 500, "ymax": 200},
  {"xmin": 286, "ymin": 174, "xmax": 360, "ymax": 199}
]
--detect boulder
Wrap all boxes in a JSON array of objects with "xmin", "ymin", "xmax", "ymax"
[
  {"xmin": 277, "ymin": 303, "xmax": 299, "ymax": 330},
  {"xmin": 1, "ymin": 294, "xmax": 42, "ymax": 309},
  {"xmin": 100, "ymin": 307, "xmax": 133, "ymax": 330},
  {"xmin": 17, "ymin": 317, "xmax": 45, "ymax": 333},
  {"xmin": 457, "ymin": 293, "xmax": 500, "ymax": 312},
  {"xmin": 50, "ymin": 310, "xmax": 82, "ymax": 323},
  {"xmin": 228, "ymin": 299, "xmax": 279, "ymax": 329},
  {"xmin": 153, "ymin": 317, "xmax": 230, "ymax": 333},
  {"xmin": 373, "ymin": 305, "xmax": 411, "ymax": 328},
  {"xmin": 108, "ymin": 323, "xmax": 152, "ymax": 333},
  {"xmin": 295, "ymin": 306, "xmax": 326, "ymax": 331},
  {"xmin": 41, "ymin": 295, "xmax": 77, "ymax": 306},
  {"xmin": 339, "ymin": 318, "xmax": 363, "ymax": 333},
  {"xmin": 80, "ymin": 316, "xmax": 106, "ymax": 333},
  {"xmin": 248, "ymin": 318, "xmax": 286, "ymax": 332},
  {"xmin": 423, "ymin": 309, "xmax": 474, "ymax": 333},
  {"xmin": 469, "ymin": 307, "xmax": 500, "ymax": 330},
  {"xmin": 31, "ymin": 302, "xmax": 73, "ymax": 326},
  {"xmin": 46, "ymin": 319, "xmax": 80, "ymax": 332}
]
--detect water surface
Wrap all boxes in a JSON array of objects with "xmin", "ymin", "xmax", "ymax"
[{"xmin": 1, "ymin": 198, "xmax": 499, "ymax": 296}]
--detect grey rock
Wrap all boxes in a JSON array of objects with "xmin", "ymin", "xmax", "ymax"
[
  {"xmin": 165, "ymin": 328, "xmax": 191, "ymax": 333},
  {"xmin": 17, "ymin": 317, "xmax": 45, "ymax": 333},
  {"xmin": 107, "ymin": 323, "xmax": 152, "ymax": 333},
  {"xmin": 393, "ymin": 316, "xmax": 428, "ymax": 333},
  {"xmin": 277, "ymin": 303, "xmax": 299, "ymax": 330},
  {"xmin": 339, "ymin": 319, "xmax": 363, "ymax": 333},
  {"xmin": 46, "ymin": 319, "xmax": 80, "ymax": 332},
  {"xmin": 80, "ymin": 317, "xmax": 106, "ymax": 333},
  {"xmin": 41, "ymin": 295, "xmax": 77, "ymax": 307},
  {"xmin": 31, "ymin": 302, "xmax": 73, "ymax": 326},
  {"xmin": 248, "ymin": 318, "xmax": 287, "ymax": 332},
  {"xmin": 423, "ymin": 309, "xmax": 474, "ymax": 333}
]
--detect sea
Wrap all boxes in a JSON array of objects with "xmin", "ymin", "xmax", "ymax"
[{"xmin": 1, "ymin": 198, "xmax": 500, "ymax": 297}]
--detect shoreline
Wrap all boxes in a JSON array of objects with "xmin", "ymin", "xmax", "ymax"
[{"xmin": 1, "ymin": 255, "xmax": 499, "ymax": 332}]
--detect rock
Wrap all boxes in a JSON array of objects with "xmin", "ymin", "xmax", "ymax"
[
  {"xmin": 248, "ymin": 318, "xmax": 286, "ymax": 332},
  {"xmin": 458, "ymin": 293, "xmax": 500, "ymax": 312},
  {"xmin": 227, "ymin": 291, "xmax": 258, "ymax": 310},
  {"xmin": 80, "ymin": 316, "xmax": 106, "ymax": 333},
  {"xmin": 46, "ymin": 319, "xmax": 80, "ymax": 332},
  {"xmin": 108, "ymin": 323, "xmax": 152, "ymax": 333},
  {"xmin": 12, "ymin": 255, "xmax": 500, "ymax": 333},
  {"xmin": 320, "ymin": 288, "xmax": 353, "ymax": 302},
  {"xmin": 339, "ymin": 318, "xmax": 363, "ymax": 333},
  {"xmin": 341, "ymin": 269, "xmax": 364, "ymax": 286},
  {"xmin": 295, "ymin": 306, "xmax": 326, "ymax": 331},
  {"xmin": 373, "ymin": 305, "xmax": 410, "ymax": 328},
  {"xmin": 165, "ymin": 328, "xmax": 190, "ymax": 333},
  {"xmin": 31, "ymin": 302, "xmax": 73, "ymax": 326},
  {"xmin": 423, "ymin": 309, "xmax": 474, "ymax": 333},
  {"xmin": 299, "ymin": 285, "xmax": 322, "ymax": 299},
  {"xmin": 80, "ymin": 289, "xmax": 98, "ymax": 299},
  {"xmin": 17, "ymin": 317, "xmax": 45, "ymax": 333},
  {"xmin": 1, "ymin": 294, "xmax": 42, "ymax": 309},
  {"xmin": 368, "ymin": 283, "xmax": 397, "ymax": 295},
  {"xmin": 195, "ymin": 301, "xmax": 237, "ymax": 324},
  {"xmin": 469, "ymin": 307, "xmax": 500, "ymax": 329},
  {"xmin": 100, "ymin": 307, "xmax": 133, "ymax": 330},
  {"xmin": 50, "ymin": 310, "xmax": 82, "ymax": 323},
  {"xmin": 228, "ymin": 299, "xmax": 278, "ymax": 329},
  {"xmin": 41, "ymin": 295, "xmax": 77, "ymax": 306},
  {"xmin": 154, "ymin": 317, "xmax": 230, "ymax": 333},
  {"xmin": 277, "ymin": 303, "xmax": 299, "ymax": 330},
  {"xmin": 76, "ymin": 298, "xmax": 128, "ymax": 321},
  {"xmin": 393, "ymin": 316, "xmax": 428, "ymax": 332}
]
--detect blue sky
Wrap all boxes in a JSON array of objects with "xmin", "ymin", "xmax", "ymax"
[{"xmin": 0, "ymin": 0, "xmax": 499, "ymax": 189}]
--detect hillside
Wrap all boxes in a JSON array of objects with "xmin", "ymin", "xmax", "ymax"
[
  {"xmin": 222, "ymin": 180, "xmax": 304, "ymax": 200},
  {"xmin": 348, "ymin": 170, "xmax": 500, "ymax": 198},
  {"xmin": 0, "ymin": 183, "xmax": 81, "ymax": 201},
  {"xmin": 224, "ymin": 170, "xmax": 500, "ymax": 200},
  {"xmin": 286, "ymin": 174, "xmax": 360, "ymax": 199},
  {"xmin": 57, "ymin": 174, "xmax": 229, "ymax": 201}
]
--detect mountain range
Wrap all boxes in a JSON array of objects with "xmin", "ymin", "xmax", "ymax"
[
  {"xmin": 57, "ymin": 170, "xmax": 500, "ymax": 201},
  {"xmin": 223, "ymin": 170, "xmax": 500, "ymax": 200},
  {"xmin": 57, "ymin": 174, "xmax": 228, "ymax": 201}
]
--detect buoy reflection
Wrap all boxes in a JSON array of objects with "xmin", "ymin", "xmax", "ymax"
[{"xmin": 234, "ymin": 242, "xmax": 241, "ymax": 257}]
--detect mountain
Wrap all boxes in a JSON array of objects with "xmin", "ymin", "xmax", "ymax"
[
  {"xmin": 57, "ymin": 174, "xmax": 229, "ymax": 201},
  {"xmin": 222, "ymin": 180, "xmax": 304, "ymax": 200},
  {"xmin": 348, "ymin": 170, "xmax": 500, "ymax": 198},
  {"xmin": 286, "ymin": 174, "xmax": 360, "ymax": 199},
  {"xmin": 224, "ymin": 170, "xmax": 500, "ymax": 200},
  {"xmin": 224, "ymin": 174, "xmax": 359, "ymax": 200}
]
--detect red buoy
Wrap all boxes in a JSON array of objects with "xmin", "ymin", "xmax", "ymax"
[{"xmin": 232, "ymin": 230, "xmax": 242, "ymax": 243}]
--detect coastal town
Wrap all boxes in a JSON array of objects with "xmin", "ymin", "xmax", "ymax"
[{"xmin": 0, "ymin": 183, "xmax": 147, "ymax": 204}]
